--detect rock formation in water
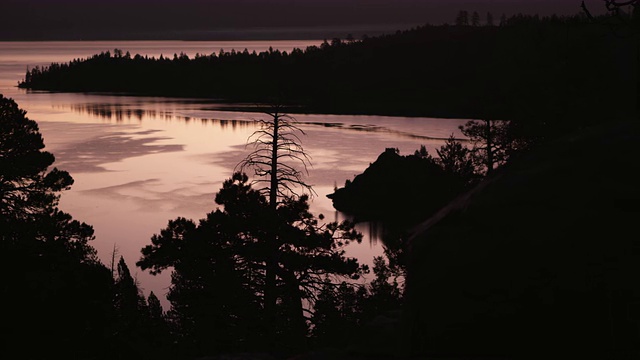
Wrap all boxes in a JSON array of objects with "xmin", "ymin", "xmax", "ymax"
[{"xmin": 327, "ymin": 147, "xmax": 466, "ymax": 227}]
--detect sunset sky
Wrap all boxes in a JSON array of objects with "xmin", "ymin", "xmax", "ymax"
[{"xmin": 0, "ymin": 0, "xmax": 611, "ymax": 40}]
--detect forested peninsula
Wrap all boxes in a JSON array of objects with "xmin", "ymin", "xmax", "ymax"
[{"xmin": 20, "ymin": 13, "xmax": 635, "ymax": 129}]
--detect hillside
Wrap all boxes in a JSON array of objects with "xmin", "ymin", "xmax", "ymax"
[{"xmin": 404, "ymin": 119, "xmax": 640, "ymax": 358}]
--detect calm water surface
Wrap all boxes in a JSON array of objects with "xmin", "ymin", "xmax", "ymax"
[{"xmin": 0, "ymin": 41, "xmax": 469, "ymax": 309}]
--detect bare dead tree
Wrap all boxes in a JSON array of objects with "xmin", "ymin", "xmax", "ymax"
[
  {"xmin": 237, "ymin": 103, "xmax": 316, "ymax": 206},
  {"xmin": 110, "ymin": 243, "xmax": 120, "ymax": 279},
  {"xmin": 581, "ymin": 0, "xmax": 638, "ymax": 23},
  {"xmin": 236, "ymin": 102, "xmax": 316, "ymax": 346},
  {"xmin": 604, "ymin": 0, "xmax": 639, "ymax": 12}
]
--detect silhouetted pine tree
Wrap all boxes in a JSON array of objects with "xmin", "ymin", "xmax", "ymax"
[
  {"xmin": 459, "ymin": 119, "xmax": 514, "ymax": 176},
  {"xmin": 436, "ymin": 134, "xmax": 477, "ymax": 186},
  {"xmin": 486, "ymin": 12, "xmax": 495, "ymax": 26},
  {"xmin": 138, "ymin": 171, "xmax": 366, "ymax": 357},
  {"xmin": 455, "ymin": 10, "xmax": 470, "ymax": 26},
  {"xmin": 310, "ymin": 256, "xmax": 403, "ymax": 351},
  {"xmin": 0, "ymin": 94, "xmax": 114, "ymax": 359},
  {"xmin": 472, "ymin": 11, "xmax": 481, "ymax": 26}
]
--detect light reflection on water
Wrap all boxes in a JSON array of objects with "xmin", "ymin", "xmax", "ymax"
[
  {"xmin": 0, "ymin": 41, "xmax": 469, "ymax": 310},
  {"xmin": 40, "ymin": 94, "xmax": 468, "ymax": 310}
]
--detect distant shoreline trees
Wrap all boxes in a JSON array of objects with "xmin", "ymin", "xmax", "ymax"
[{"xmin": 18, "ymin": 11, "xmax": 635, "ymax": 134}]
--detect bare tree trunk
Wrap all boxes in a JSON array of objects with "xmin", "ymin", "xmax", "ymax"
[
  {"xmin": 110, "ymin": 243, "xmax": 118, "ymax": 279},
  {"xmin": 264, "ymin": 110, "xmax": 280, "ymax": 347},
  {"xmin": 238, "ymin": 101, "xmax": 315, "ymax": 347},
  {"xmin": 485, "ymin": 119, "xmax": 494, "ymax": 175},
  {"xmin": 278, "ymin": 267, "xmax": 307, "ymax": 346}
]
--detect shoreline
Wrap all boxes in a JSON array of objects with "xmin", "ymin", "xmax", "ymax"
[{"xmin": 16, "ymin": 87, "xmax": 478, "ymax": 120}]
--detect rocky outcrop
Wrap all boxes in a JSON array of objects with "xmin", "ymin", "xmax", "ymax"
[
  {"xmin": 404, "ymin": 120, "xmax": 640, "ymax": 359},
  {"xmin": 327, "ymin": 148, "xmax": 466, "ymax": 226}
]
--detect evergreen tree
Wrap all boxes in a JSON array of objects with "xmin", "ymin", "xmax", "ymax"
[
  {"xmin": 1, "ymin": 94, "xmax": 114, "ymax": 359},
  {"xmin": 364, "ymin": 256, "xmax": 403, "ymax": 318},
  {"xmin": 311, "ymin": 280, "xmax": 365, "ymax": 347},
  {"xmin": 0, "ymin": 94, "xmax": 74, "ymax": 222},
  {"xmin": 147, "ymin": 291, "xmax": 165, "ymax": 322},
  {"xmin": 114, "ymin": 256, "xmax": 148, "ymax": 318},
  {"xmin": 500, "ymin": 13, "xmax": 508, "ymax": 26},
  {"xmin": 486, "ymin": 12, "xmax": 495, "ymax": 26},
  {"xmin": 413, "ymin": 144, "xmax": 432, "ymax": 159},
  {"xmin": 310, "ymin": 256, "xmax": 403, "ymax": 351},
  {"xmin": 138, "ymin": 172, "xmax": 366, "ymax": 356},
  {"xmin": 455, "ymin": 10, "xmax": 470, "ymax": 26},
  {"xmin": 112, "ymin": 256, "xmax": 152, "ymax": 354},
  {"xmin": 459, "ymin": 119, "xmax": 514, "ymax": 175},
  {"xmin": 436, "ymin": 134, "xmax": 476, "ymax": 185},
  {"xmin": 139, "ymin": 208, "xmax": 261, "ymax": 357},
  {"xmin": 109, "ymin": 256, "xmax": 174, "ymax": 359},
  {"xmin": 471, "ymin": 11, "xmax": 481, "ymax": 26}
]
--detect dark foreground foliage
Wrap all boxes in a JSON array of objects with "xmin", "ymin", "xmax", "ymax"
[
  {"xmin": 0, "ymin": 94, "xmax": 175, "ymax": 359},
  {"xmin": 405, "ymin": 119, "xmax": 640, "ymax": 359},
  {"xmin": 6, "ymin": 4, "xmax": 639, "ymax": 358},
  {"xmin": 0, "ymin": 93, "xmax": 407, "ymax": 359}
]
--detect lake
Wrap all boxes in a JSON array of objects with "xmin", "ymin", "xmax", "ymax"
[{"xmin": 0, "ymin": 40, "xmax": 469, "ymax": 310}]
